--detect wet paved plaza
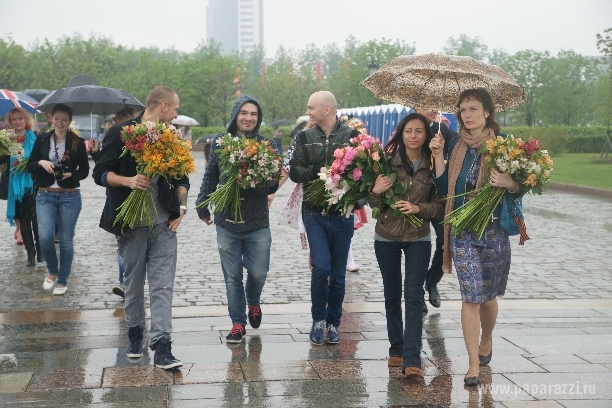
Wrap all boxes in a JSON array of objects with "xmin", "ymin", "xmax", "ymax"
[{"xmin": 1, "ymin": 153, "xmax": 611, "ymax": 407}]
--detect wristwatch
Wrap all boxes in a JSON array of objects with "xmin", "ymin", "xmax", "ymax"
[{"xmin": 180, "ymin": 205, "xmax": 188, "ymax": 215}]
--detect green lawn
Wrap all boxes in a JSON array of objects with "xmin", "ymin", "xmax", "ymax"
[{"xmin": 550, "ymin": 153, "xmax": 612, "ymax": 190}]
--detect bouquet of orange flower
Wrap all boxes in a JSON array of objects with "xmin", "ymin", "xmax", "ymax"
[
  {"xmin": 113, "ymin": 121, "xmax": 196, "ymax": 232},
  {"xmin": 304, "ymin": 133, "xmax": 422, "ymax": 226},
  {"xmin": 445, "ymin": 135, "xmax": 553, "ymax": 239},
  {"xmin": 198, "ymin": 133, "xmax": 283, "ymax": 222}
]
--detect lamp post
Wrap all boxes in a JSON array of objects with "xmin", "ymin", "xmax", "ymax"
[
  {"xmin": 367, "ymin": 56, "xmax": 381, "ymax": 105},
  {"xmin": 367, "ymin": 56, "xmax": 379, "ymax": 76}
]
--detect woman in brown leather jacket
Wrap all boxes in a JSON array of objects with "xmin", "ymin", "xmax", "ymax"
[{"xmin": 368, "ymin": 112, "xmax": 444, "ymax": 377}]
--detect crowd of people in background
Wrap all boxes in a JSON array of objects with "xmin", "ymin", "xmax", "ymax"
[{"xmin": 2, "ymin": 86, "xmax": 517, "ymax": 385}]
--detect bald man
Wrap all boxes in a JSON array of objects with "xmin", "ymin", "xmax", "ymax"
[{"xmin": 289, "ymin": 91, "xmax": 361, "ymax": 345}]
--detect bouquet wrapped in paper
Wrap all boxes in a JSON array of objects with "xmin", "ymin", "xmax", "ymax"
[
  {"xmin": 445, "ymin": 135, "xmax": 553, "ymax": 239},
  {"xmin": 114, "ymin": 121, "xmax": 196, "ymax": 231},
  {"xmin": 304, "ymin": 133, "xmax": 422, "ymax": 226},
  {"xmin": 198, "ymin": 133, "xmax": 283, "ymax": 222}
]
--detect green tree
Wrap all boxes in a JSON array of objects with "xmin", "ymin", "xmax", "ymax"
[
  {"xmin": 503, "ymin": 50, "xmax": 550, "ymax": 126},
  {"xmin": 488, "ymin": 48, "xmax": 509, "ymax": 66},
  {"xmin": 0, "ymin": 37, "xmax": 30, "ymax": 90},
  {"xmin": 539, "ymin": 50, "xmax": 597, "ymax": 126},
  {"xmin": 595, "ymin": 27, "xmax": 612, "ymax": 155},
  {"xmin": 443, "ymin": 34, "xmax": 488, "ymax": 61}
]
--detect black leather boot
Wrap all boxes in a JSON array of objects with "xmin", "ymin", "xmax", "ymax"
[
  {"xmin": 20, "ymin": 219, "xmax": 36, "ymax": 267},
  {"xmin": 32, "ymin": 218, "xmax": 44, "ymax": 262}
]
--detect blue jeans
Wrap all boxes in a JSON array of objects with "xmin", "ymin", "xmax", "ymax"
[
  {"xmin": 116, "ymin": 235, "xmax": 125, "ymax": 284},
  {"xmin": 303, "ymin": 208, "xmax": 354, "ymax": 326},
  {"xmin": 36, "ymin": 190, "xmax": 82, "ymax": 286},
  {"xmin": 216, "ymin": 225, "xmax": 272, "ymax": 326},
  {"xmin": 375, "ymin": 239, "xmax": 431, "ymax": 369}
]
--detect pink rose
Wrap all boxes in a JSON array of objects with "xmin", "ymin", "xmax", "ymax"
[
  {"xmin": 356, "ymin": 145, "xmax": 365, "ymax": 151},
  {"xmin": 331, "ymin": 173, "xmax": 341, "ymax": 183},
  {"xmin": 371, "ymin": 151, "xmax": 380, "ymax": 161},
  {"xmin": 333, "ymin": 148, "xmax": 345, "ymax": 159},
  {"xmin": 352, "ymin": 168, "xmax": 362, "ymax": 181}
]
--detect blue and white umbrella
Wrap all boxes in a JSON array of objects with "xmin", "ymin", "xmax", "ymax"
[{"xmin": 0, "ymin": 89, "xmax": 38, "ymax": 116}]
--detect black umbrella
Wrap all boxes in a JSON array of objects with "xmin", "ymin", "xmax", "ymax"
[
  {"xmin": 19, "ymin": 89, "xmax": 52, "ymax": 102},
  {"xmin": 270, "ymin": 119, "xmax": 290, "ymax": 128},
  {"xmin": 37, "ymin": 85, "xmax": 144, "ymax": 115}
]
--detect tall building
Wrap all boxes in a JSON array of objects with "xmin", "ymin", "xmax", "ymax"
[{"xmin": 206, "ymin": 0, "xmax": 264, "ymax": 54}]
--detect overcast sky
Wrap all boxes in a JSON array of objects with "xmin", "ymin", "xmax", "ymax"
[{"xmin": 2, "ymin": 0, "xmax": 611, "ymax": 58}]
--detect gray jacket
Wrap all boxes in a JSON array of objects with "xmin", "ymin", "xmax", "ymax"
[{"xmin": 195, "ymin": 95, "xmax": 279, "ymax": 233}]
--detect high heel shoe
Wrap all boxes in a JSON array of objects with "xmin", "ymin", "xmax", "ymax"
[{"xmin": 479, "ymin": 339, "xmax": 492, "ymax": 366}]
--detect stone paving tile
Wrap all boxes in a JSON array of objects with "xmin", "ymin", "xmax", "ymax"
[
  {"xmin": 396, "ymin": 372, "xmax": 530, "ymax": 405},
  {"xmin": 175, "ymin": 362, "xmax": 244, "ymax": 384},
  {"xmin": 27, "ymin": 369, "xmax": 102, "ymax": 391},
  {"xmin": 539, "ymin": 364, "xmax": 610, "ymax": 373},
  {"xmin": 503, "ymin": 372, "xmax": 611, "ymax": 400},
  {"xmin": 502, "ymin": 334, "xmax": 612, "ymax": 355},
  {"xmin": 577, "ymin": 354, "xmax": 612, "ymax": 364},
  {"xmin": 0, "ymin": 372, "xmax": 32, "ymax": 394},
  {"xmin": 431, "ymin": 355, "xmax": 547, "ymax": 375},
  {"xmin": 101, "ymin": 366, "xmax": 174, "ymax": 388},
  {"xmin": 502, "ymin": 402, "xmax": 564, "ymax": 407},
  {"xmin": 526, "ymin": 354, "xmax": 591, "ymax": 365},
  {"xmin": 0, "ymin": 386, "xmax": 168, "ymax": 406},
  {"xmin": 240, "ymin": 361, "xmax": 319, "ymax": 381},
  {"xmin": 558, "ymin": 401, "xmax": 612, "ymax": 407}
]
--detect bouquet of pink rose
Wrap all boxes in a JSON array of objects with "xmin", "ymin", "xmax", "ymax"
[{"xmin": 303, "ymin": 133, "xmax": 422, "ymax": 226}]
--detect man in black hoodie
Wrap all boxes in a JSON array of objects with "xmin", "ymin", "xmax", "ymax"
[{"xmin": 196, "ymin": 95, "xmax": 279, "ymax": 344}]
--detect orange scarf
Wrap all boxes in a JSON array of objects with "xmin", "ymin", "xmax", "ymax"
[{"xmin": 442, "ymin": 127, "xmax": 495, "ymax": 273}]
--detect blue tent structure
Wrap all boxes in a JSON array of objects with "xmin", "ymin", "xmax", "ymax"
[{"xmin": 338, "ymin": 104, "xmax": 457, "ymax": 146}]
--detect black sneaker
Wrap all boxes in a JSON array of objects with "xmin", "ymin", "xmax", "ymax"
[
  {"xmin": 126, "ymin": 326, "xmax": 143, "ymax": 358},
  {"xmin": 326, "ymin": 324, "xmax": 340, "ymax": 344},
  {"xmin": 226, "ymin": 323, "xmax": 246, "ymax": 343},
  {"xmin": 152, "ymin": 336, "xmax": 182, "ymax": 370},
  {"xmin": 112, "ymin": 284, "xmax": 125, "ymax": 298},
  {"xmin": 248, "ymin": 304, "xmax": 262, "ymax": 329}
]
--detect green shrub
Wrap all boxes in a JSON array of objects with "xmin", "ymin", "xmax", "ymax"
[
  {"xmin": 500, "ymin": 126, "xmax": 609, "ymax": 154},
  {"xmin": 191, "ymin": 127, "xmax": 226, "ymax": 140},
  {"xmin": 190, "ymin": 125, "xmax": 295, "ymax": 146}
]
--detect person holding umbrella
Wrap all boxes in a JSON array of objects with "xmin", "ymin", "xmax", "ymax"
[
  {"xmin": 2, "ymin": 107, "xmax": 42, "ymax": 265},
  {"xmin": 27, "ymin": 103, "xmax": 90, "ymax": 295},
  {"xmin": 429, "ymin": 88, "xmax": 523, "ymax": 386}
]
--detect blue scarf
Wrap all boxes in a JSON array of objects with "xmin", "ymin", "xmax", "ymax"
[{"xmin": 6, "ymin": 129, "xmax": 36, "ymax": 226}]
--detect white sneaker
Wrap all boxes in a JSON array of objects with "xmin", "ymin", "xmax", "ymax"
[
  {"xmin": 346, "ymin": 265, "xmax": 360, "ymax": 272},
  {"xmin": 53, "ymin": 286, "xmax": 67, "ymax": 295},
  {"xmin": 43, "ymin": 277, "xmax": 56, "ymax": 290}
]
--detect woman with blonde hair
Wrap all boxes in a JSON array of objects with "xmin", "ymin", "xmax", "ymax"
[{"xmin": 2, "ymin": 107, "xmax": 42, "ymax": 265}]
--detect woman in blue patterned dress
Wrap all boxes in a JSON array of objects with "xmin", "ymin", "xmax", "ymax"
[{"xmin": 429, "ymin": 88, "xmax": 524, "ymax": 386}]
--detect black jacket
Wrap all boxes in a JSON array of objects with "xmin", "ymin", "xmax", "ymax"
[
  {"xmin": 27, "ymin": 131, "xmax": 90, "ymax": 188},
  {"xmin": 92, "ymin": 113, "xmax": 190, "ymax": 235},
  {"xmin": 289, "ymin": 119, "xmax": 359, "ymax": 212},
  {"xmin": 195, "ymin": 94, "xmax": 279, "ymax": 233}
]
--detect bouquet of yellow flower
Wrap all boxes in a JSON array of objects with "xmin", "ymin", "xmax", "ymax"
[
  {"xmin": 304, "ymin": 133, "xmax": 422, "ymax": 226},
  {"xmin": 445, "ymin": 135, "xmax": 553, "ymax": 240},
  {"xmin": 113, "ymin": 121, "xmax": 196, "ymax": 231},
  {"xmin": 0, "ymin": 123, "xmax": 24, "ymax": 173},
  {"xmin": 198, "ymin": 133, "xmax": 283, "ymax": 222}
]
